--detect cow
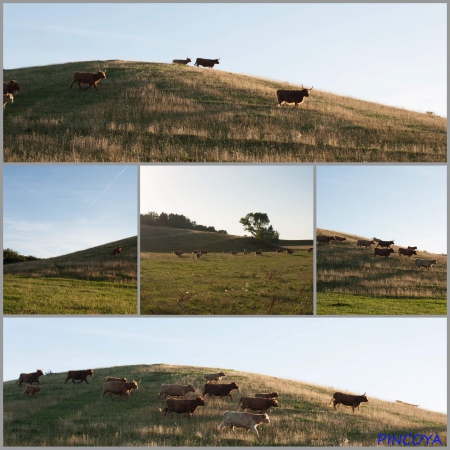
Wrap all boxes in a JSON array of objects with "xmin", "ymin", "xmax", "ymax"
[
  {"xmin": 275, "ymin": 249, "xmax": 283, "ymax": 253},
  {"xmin": 173, "ymin": 250, "xmax": 183, "ymax": 257},
  {"xmin": 173, "ymin": 58, "xmax": 191, "ymax": 65},
  {"xmin": 105, "ymin": 376, "xmax": 127, "ymax": 383},
  {"xmin": 277, "ymin": 86, "xmax": 313, "ymax": 108},
  {"xmin": 194, "ymin": 58, "xmax": 220, "ymax": 69},
  {"xmin": 334, "ymin": 236, "xmax": 347, "ymax": 242},
  {"xmin": 160, "ymin": 397, "xmax": 205, "ymax": 418},
  {"xmin": 376, "ymin": 240, "xmax": 395, "ymax": 248},
  {"xmin": 23, "ymin": 385, "xmax": 42, "ymax": 397},
  {"xmin": 109, "ymin": 246, "xmax": 123, "ymax": 256},
  {"xmin": 159, "ymin": 384, "xmax": 195, "ymax": 398},
  {"xmin": 255, "ymin": 392, "xmax": 278, "ymax": 399},
  {"xmin": 238, "ymin": 396, "xmax": 278, "ymax": 414},
  {"xmin": 202, "ymin": 382, "xmax": 239, "ymax": 399},
  {"xmin": 307, "ymin": 247, "xmax": 313, "ymax": 252},
  {"xmin": 17, "ymin": 370, "xmax": 44, "ymax": 387},
  {"xmin": 357, "ymin": 239, "xmax": 375, "ymax": 248},
  {"xmin": 374, "ymin": 248, "xmax": 394, "ymax": 258},
  {"xmin": 396, "ymin": 400, "xmax": 419, "ymax": 408},
  {"xmin": 4, "ymin": 80, "xmax": 21, "ymax": 95},
  {"xmin": 255, "ymin": 250, "xmax": 262, "ymax": 256},
  {"xmin": 407, "ymin": 246, "xmax": 417, "ymax": 251},
  {"xmin": 101, "ymin": 380, "xmax": 138, "ymax": 400},
  {"xmin": 64, "ymin": 369, "xmax": 94, "ymax": 384},
  {"xmin": 69, "ymin": 70, "xmax": 106, "ymax": 91},
  {"xmin": 218, "ymin": 411, "xmax": 270, "ymax": 438},
  {"xmin": 317, "ymin": 235, "xmax": 335, "ymax": 246},
  {"xmin": 415, "ymin": 259, "xmax": 438, "ymax": 269},
  {"xmin": 201, "ymin": 250, "xmax": 209, "ymax": 255},
  {"xmin": 329, "ymin": 392, "xmax": 368, "ymax": 413},
  {"xmin": 286, "ymin": 249, "xmax": 294, "ymax": 255},
  {"xmin": 204, "ymin": 372, "xmax": 226, "ymax": 383},
  {"xmin": 3, "ymin": 93, "xmax": 13, "ymax": 109},
  {"xmin": 398, "ymin": 248, "xmax": 417, "ymax": 258}
]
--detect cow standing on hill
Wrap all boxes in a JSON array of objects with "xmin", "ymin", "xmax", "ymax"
[
  {"xmin": 194, "ymin": 58, "xmax": 220, "ymax": 68},
  {"xmin": 17, "ymin": 370, "xmax": 44, "ymax": 387},
  {"xmin": 69, "ymin": 70, "xmax": 106, "ymax": 91},
  {"xmin": 238, "ymin": 396, "xmax": 278, "ymax": 414},
  {"xmin": 160, "ymin": 397, "xmax": 205, "ymax": 418},
  {"xmin": 329, "ymin": 392, "xmax": 368, "ymax": 412},
  {"xmin": 277, "ymin": 86, "xmax": 313, "ymax": 108},
  {"xmin": 173, "ymin": 58, "xmax": 191, "ymax": 65},
  {"xmin": 101, "ymin": 380, "xmax": 139, "ymax": 400},
  {"xmin": 65, "ymin": 369, "xmax": 94, "ymax": 384},
  {"xmin": 218, "ymin": 411, "xmax": 270, "ymax": 438},
  {"xmin": 110, "ymin": 246, "xmax": 123, "ymax": 256},
  {"xmin": 4, "ymin": 80, "xmax": 21, "ymax": 95},
  {"xmin": 202, "ymin": 382, "xmax": 239, "ymax": 399},
  {"xmin": 23, "ymin": 385, "xmax": 42, "ymax": 397}
]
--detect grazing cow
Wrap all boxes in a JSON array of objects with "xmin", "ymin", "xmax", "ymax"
[
  {"xmin": 65, "ymin": 369, "xmax": 94, "ymax": 384},
  {"xmin": 357, "ymin": 239, "xmax": 375, "ymax": 248},
  {"xmin": 238, "ymin": 396, "xmax": 278, "ymax": 414},
  {"xmin": 317, "ymin": 235, "xmax": 336, "ymax": 246},
  {"xmin": 109, "ymin": 246, "xmax": 123, "ymax": 256},
  {"xmin": 194, "ymin": 58, "xmax": 220, "ymax": 68},
  {"xmin": 204, "ymin": 372, "xmax": 226, "ymax": 383},
  {"xmin": 307, "ymin": 247, "xmax": 313, "ymax": 252},
  {"xmin": 23, "ymin": 385, "xmax": 41, "ymax": 397},
  {"xmin": 255, "ymin": 392, "xmax": 278, "ymax": 399},
  {"xmin": 376, "ymin": 239, "xmax": 395, "ymax": 248},
  {"xmin": 277, "ymin": 86, "xmax": 313, "ymax": 108},
  {"xmin": 286, "ymin": 249, "xmax": 294, "ymax": 255},
  {"xmin": 160, "ymin": 397, "xmax": 205, "ymax": 418},
  {"xmin": 398, "ymin": 248, "xmax": 417, "ymax": 258},
  {"xmin": 201, "ymin": 250, "xmax": 209, "ymax": 255},
  {"xmin": 17, "ymin": 370, "xmax": 44, "ymax": 387},
  {"xmin": 173, "ymin": 58, "xmax": 191, "ymax": 65},
  {"xmin": 218, "ymin": 411, "xmax": 270, "ymax": 438},
  {"xmin": 255, "ymin": 250, "xmax": 262, "ymax": 256},
  {"xmin": 159, "ymin": 384, "xmax": 195, "ymax": 398},
  {"xmin": 3, "ymin": 93, "xmax": 13, "ymax": 109},
  {"xmin": 105, "ymin": 376, "xmax": 127, "ymax": 383},
  {"xmin": 329, "ymin": 392, "xmax": 368, "ymax": 413},
  {"xmin": 202, "ymin": 382, "xmax": 239, "ymax": 399},
  {"xmin": 101, "ymin": 380, "xmax": 138, "ymax": 400},
  {"xmin": 374, "ymin": 248, "xmax": 394, "ymax": 258},
  {"xmin": 407, "ymin": 246, "xmax": 417, "ymax": 251},
  {"xmin": 69, "ymin": 70, "xmax": 106, "ymax": 91},
  {"xmin": 415, "ymin": 259, "xmax": 438, "ymax": 269},
  {"xmin": 334, "ymin": 236, "xmax": 347, "ymax": 242},
  {"xmin": 3, "ymin": 80, "xmax": 21, "ymax": 95},
  {"xmin": 396, "ymin": 400, "xmax": 419, "ymax": 408}
]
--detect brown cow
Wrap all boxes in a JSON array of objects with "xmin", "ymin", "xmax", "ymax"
[
  {"xmin": 202, "ymin": 382, "xmax": 239, "ymax": 399},
  {"xmin": 159, "ymin": 384, "xmax": 195, "ymax": 398},
  {"xmin": 69, "ymin": 70, "xmax": 106, "ymax": 91},
  {"xmin": 4, "ymin": 80, "xmax": 21, "ymax": 95},
  {"xmin": 160, "ymin": 397, "xmax": 205, "ymax": 418},
  {"xmin": 286, "ymin": 249, "xmax": 294, "ymax": 255},
  {"xmin": 329, "ymin": 392, "xmax": 368, "ymax": 413},
  {"xmin": 105, "ymin": 376, "xmax": 127, "ymax": 383},
  {"xmin": 277, "ymin": 86, "xmax": 313, "ymax": 108},
  {"xmin": 374, "ymin": 248, "xmax": 394, "ymax": 258},
  {"xmin": 23, "ymin": 385, "xmax": 42, "ymax": 397},
  {"xmin": 194, "ymin": 58, "xmax": 220, "ymax": 68},
  {"xmin": 204, "ymin": 372, "xmax": 226, "ymax": 383},
  {"xmin": 173, "ymin": 58, "xmax": 191, "ymax": 65},
  {"xmin": 317, "ymin": 235, "xmax": 335, "ymax": 245},
  {"xmin": 255, "ymin": 250, "xmax": 262, "ymax": 256},
  {"xmin": 255, "ymin": 392, "xmax": 278, "ymax": 399},
  {"xmin": 17, "ymin": 370, "xmax": 44, "ymax": 387},
  {"xmin": 238, "ymin": 396, "xmax": 278, "ymax": 414},
  {"xmin": 101, "ymin": 380, "xmax": 138, "ymax": 399},
  {"xmin": 65, "ymin": 369, "xmax": 94, "ymax": 384},
  {"xmin": 376, "ymin": 239, "xmax": 395, "ymax": 248},
  {"xmin": 109, "ymin": 246, "xmax": 123, "ymax": 256},
  {"xmin": 398, "ymin": 248, "xmax": 417, "ymax": 257},
  {"xmin": 334, "ymin": 236, "xmax": 347, "ymax": 242},
  {"xmin": 3, "ymin": 93, "xmax": 13, "ymax": 109},
  {"xmin": 173, "ymin": 250, "xmax": 183, "ymax": 257},
  {"xmin": 201, "ymin": 250, "xmax": 209, "ymax": 255},
  {"xmin": 357, "ymin": 239, "xmax": 375, "ymax": 248}
]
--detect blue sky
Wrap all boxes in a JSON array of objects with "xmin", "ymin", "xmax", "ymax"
[
  {"xmin": 317, "ymin": 166, "xmax": 447, "ymax": 254},
  {"xmin": 3, "ymin": 317, "xmax": 446, "ymax": 414},
  {"xmin": 140, "ymin": 165, "xmax": 313, "ymax": 240},
  {"xmin": 3, "ymin": 166, "xmax": 137, "ymax": 258},
  {"xmin": 4, "ymin": 3, "xmax": 446, "ymax": 116}
]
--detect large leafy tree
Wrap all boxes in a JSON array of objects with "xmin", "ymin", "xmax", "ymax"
[{"xmin": 239, "ymin": 213, "xmax": 280, "ymax": 243}]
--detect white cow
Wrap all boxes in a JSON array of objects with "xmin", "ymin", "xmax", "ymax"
[
  {"xmin": 218, "ymin": 411, "xmax": 270, "ymax": 438},
  {"xmin": 415, "ymin": 259, "xmax": 438, "ymax": 269}
]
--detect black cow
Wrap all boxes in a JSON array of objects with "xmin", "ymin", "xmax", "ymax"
[
  {"xmin": 398, "ymin": 248, "xmax": 417, "ymax": 257},
  {"xmin": 374, "ymin": 248, "xmax": 394, "ymax": 258},
  {"xmin": 65, "ymin": 369, "xmax": 94, "ymax": 384},
  {"xmin": 194, "ymin": 58, "xmax": 220, "ymax": 68},
  {"xmin": 202, "ymin": 382, "xmax": 239, "ymax": 399},
  {"xmin": 376, "ymin": 240, "xmax": 395, "ymax": 248},
  {"xmin": 277, "ymin": 86, "xmax": 313, "ymax": 108},
  {"xmin": 329, "ymin": 392, "xmax": 368, "ymax": 412}
]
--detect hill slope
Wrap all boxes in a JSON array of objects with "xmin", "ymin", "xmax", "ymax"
[
  {"xmin": 3, "ymin": 237, "xmax": 137, "ymax": 314},
  {"xmin": 316, "ymin": 228, "xmax": 446, "ymax": 315},
  {"xmin": 4, "ymin": 364, "xmax": 446, "ymax": 446},
  {"xmin": 4, "ymin": 60, "xmax": 446, "ymax": 162}
]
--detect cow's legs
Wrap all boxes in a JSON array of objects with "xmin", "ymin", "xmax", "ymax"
[{"xmin": 250, "ymin": 426, "xmax": 260, "ymax": 437}]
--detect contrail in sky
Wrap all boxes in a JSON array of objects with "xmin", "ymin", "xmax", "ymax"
[{"xmin": 91, "ymin": 167, "xmax": 128, "ymax": 205}]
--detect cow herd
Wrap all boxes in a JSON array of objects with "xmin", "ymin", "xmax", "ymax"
[
  {"xmin": 15, "ymin": 368, "xmax": 369, "ymax": 439},
  {"xmin": 317, "ymin": 235, "xmax": 439, "ymax": 269},
  {"xmin": 173, "ymin": 248, "xmax": 300, "ymax": 259}
]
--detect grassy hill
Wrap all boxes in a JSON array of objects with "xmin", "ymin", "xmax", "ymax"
[
  {"xmin": 141, "ymin": 226, "xmax": 313, "ymax": 315},
  {"xmin": 316, "ymin": 229, "xmax": 447, "ymax": 315},
  {"xmin": 4, "ymin": 364, "xmax": 446, "ymax": 446},
  {"xmin": 4, "ymin": 60, "xmax": 446, "ymax": 162},
  {"xmin": 3, "ymin": 236, "xmax": 137, "ymax": 314}
]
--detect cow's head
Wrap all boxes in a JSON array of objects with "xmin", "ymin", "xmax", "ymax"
[
  {"xmin": 130, "ymin": 380, "xmax": 139, "ymax": 389},
  {"xmin": 230, "ymin": 382, "xmax": 239, "ymax": 389},
  {"xmin": 196, "ymin": 397, "xmax": 205, "ymax": 406},
  {"xmin": 360, "ymin": 393, "xmax": 368, "ymax": 403},
  {"xmin": 37, "ymin": 369, "xmax": 43, "ymax": 375},
  {"xmin": 88, "ymin": 369, "xmax": 94, "ymax": 376}
]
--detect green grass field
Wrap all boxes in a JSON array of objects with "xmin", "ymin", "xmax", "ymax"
[
  {"xmin": 140, "ymin": 226, "xmax": 313, "ymax": 315},
  {"xmin": 3, "ymin": 237, "xmax": 137, "ymax": 314},
  {"xmin": 4, "ymin": 60, "xmax": 446, "ymax": 162},
  {"xmin": 4, "ymin": 364, "xmax": 446, "ymax": 446},
  {"xmin": 316, "ymin": 229, "xmax": 447, "ymax": 315}
]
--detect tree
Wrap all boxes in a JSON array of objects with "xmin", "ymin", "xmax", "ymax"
[{"xmin": 239, "ymin": 213, "xmax": 279, "ymax": 243}]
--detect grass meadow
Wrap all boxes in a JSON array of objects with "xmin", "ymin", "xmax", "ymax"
[
  {"xmin": 140, "ymin": 226, "xmax": 313, "ymax": 315},
  {"xmin": 4, "ymin": 60, "xmax": 447, "ymax": 162},
  {"xmin": 3, "ymin": 237, "xmax": 137, "ymax": 314},
  {"xmin": 4, "ymin": 364, "xmax": 446, "ymax": 447},
  {"xmin": 316, "ymin": 229, "xmax": 447, "ymax": 315}
]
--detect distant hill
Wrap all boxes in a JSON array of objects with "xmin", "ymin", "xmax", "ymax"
[
  {"xmin": 141, "ymin": 225, "xmax": 312, "ymax": 253},
  {"xmin": 3, "ymin": 364, "xmax": 446, "ymax": 446},
  {"xmin": 4, "ymin": 60, "xmax": 446, "ymax": 162}
]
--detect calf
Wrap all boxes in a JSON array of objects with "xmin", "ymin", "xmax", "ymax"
[
  {"xmin": 218, "ymin": 411, "xmax": 270, "ymax": 438},
  {"xmin": 334, "ymin": 236, "xmax": 347, "ymax": 242},
  {"xmin": 204, "ymin": 372, "xmax": 226, "ymax": 383},
  {"xmin": 23, "ymin": 385, "xmax": 41, "ymax": 397},
  {"xmin": 159, "ymin": 384, "xmax": 195, "ymax": 398},
  {"xmin": 160, "ymin": 397, "xmax": 205, "ymax": 418},
  {"xmin": 69, "ymin": 70, "xmax": 106, "ymax": 91},
  {"xmin": 202, "ymin": 382, "xmax": 239, "ymax": 399},
  {"xmin": 238, "ymin": 396, "xmax": 278, "ymax": 414},
  {"xmin": 357, "ymin": 239, "xmax": 375, "ymax": 248},
  {"xmin": 173, "ymin": 58, "xmax": 191, "ymax": 65},
  {"xmin": 415, "ymin": 259, "xmax": 438, "ymax": 269}
]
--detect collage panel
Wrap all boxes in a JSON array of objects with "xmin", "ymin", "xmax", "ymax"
[
  {"xmin": 140, "ymin": 165, "xmax": 313, "ymax": 315},
  {"xmin": 3, "ymin": 165, "xmax": 138, "ymax": 315},
  {"xmin": 3, "ymin": 317, "xmax": 447, "ymax": 446},
  {"xmin": 316, "ymin": 166, "xmax": 447, "ymax": 316}
]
